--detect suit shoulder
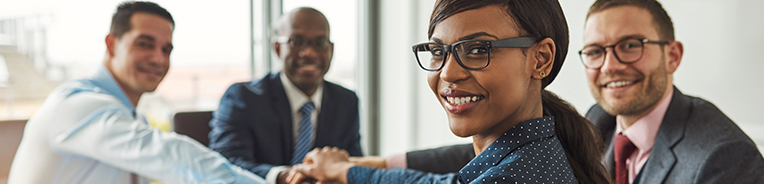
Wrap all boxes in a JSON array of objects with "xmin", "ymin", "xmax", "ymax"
[
  {"xmin": 324, "ymin": 81, "xmax": 358, "ymax": 99},
  {"xmin": 681, "ymin": 95, "xmax": 755, "ymax": 148},
  {"xmin": 223, "ymin": 75, "xmax": 278, "ymax": 97},
  {"xmin": 684, "ymin": 95, "xmax": 736, "ymax": 129},
  {"xmin": 585, "ymin": 104, "xmax": 604, "ymax": 118}
]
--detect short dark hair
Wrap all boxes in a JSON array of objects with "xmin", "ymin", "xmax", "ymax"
[
  {"xmin": 587, "ymin": 0, "xmax": 675, "ymax": 41},
  {"xmin": 110, "ymin": 1, "xmax": 174, "ymax": 38}
]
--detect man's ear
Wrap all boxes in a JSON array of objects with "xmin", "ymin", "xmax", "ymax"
[
  {"xmin": 532, "ymin": 37, "xmax": 555, "ymax": 80},
  {"xmin": 105, "ymin": 34, "xmax": 116, "ymax": 58},
  {"xmin": 666, "ymin": 41, "xmax": 683, "ymax": 74},
  {"xmin": 273, "ymin": 42, "xmax": 282, "ymax": 58}
]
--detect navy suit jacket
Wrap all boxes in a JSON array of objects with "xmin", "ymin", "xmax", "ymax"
[
  {"xmin": 586, "ymin": 86, "xmax": 764, "ymax": 184},
  {"xmin": 208, "ymin": 73, "xmax": 362, "ymax": 178}
]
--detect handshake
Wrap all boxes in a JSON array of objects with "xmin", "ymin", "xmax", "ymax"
[{"xmin": 279, "ymin": 147, "xmax": 387, "ymax": 184}]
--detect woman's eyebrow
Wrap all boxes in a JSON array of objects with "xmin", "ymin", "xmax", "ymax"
[{"xmin": 430, "ymin": 32, "xmax": 499, "ymax": 44}]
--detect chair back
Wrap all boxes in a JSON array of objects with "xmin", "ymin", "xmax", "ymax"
[{"xmin": 172, "ymin": 111, "xmax": 213, "ymax": 146}]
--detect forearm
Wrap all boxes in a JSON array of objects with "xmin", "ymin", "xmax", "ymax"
[
  {"xmin": 50, "ymin": 107, "xmax": 264, "ymax": 183},
  {"xmin": 347, "ymin": 166, "xmax": 458, "ymax": 184}
]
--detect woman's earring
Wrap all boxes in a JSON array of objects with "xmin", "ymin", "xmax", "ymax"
[{"xmin": 539, "ymin": 71, "xmax": 546, "ymax": 77}]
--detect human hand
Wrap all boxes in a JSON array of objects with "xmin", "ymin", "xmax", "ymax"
[
  {"xmin": 349, "ymin": 156, "xmax": 386, "ymax": 169},
  {"xmin": 280, "ymin": 168, "xmax": 316, "ymax": 184},
  {"xmin": 285, "ymin": 168, "xmax": 316, "ymax": 184},
  {"xmin": 292, "ymin": 147, "xmax": 356, "ymax": 184}
]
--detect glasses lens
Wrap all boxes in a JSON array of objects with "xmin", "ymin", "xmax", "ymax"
[
  {"xmin": 455, "ymin": 41, "xmax": 489, "ymax": 69},
  {"xmin": 580, "ymin": 46, "xmax": 604, "ymax": 68},
  {"xmin": 288, "ymin": 37, "xmax": 304, "ymax": 48},
  {"xmin": 310, "ymin": 38, "xmax": 332, "ymax": 51},
  {"xmin": 415, "ymin": 43, "xmax": 445, "ymax": 70},
  {"xmin": 615, "ymin": 39, "xmax": 644, "ymax": 62},
  {"xmin": 288, "ymin": 37, "xmax": 331, "ymax": 51}
]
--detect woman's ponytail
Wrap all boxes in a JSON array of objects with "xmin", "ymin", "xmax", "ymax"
[{"xmin": 542, "ymin": 90, "xmax": 611, "ymax": 184}]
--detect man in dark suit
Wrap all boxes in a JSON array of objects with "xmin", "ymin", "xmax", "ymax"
[
  {"xmin": 581, "ymin": 0, "xmax": 764, "ymax": 183},
  {"xmin": 208, "ymin": 7, "xmax": 362, "ymax": 184}
]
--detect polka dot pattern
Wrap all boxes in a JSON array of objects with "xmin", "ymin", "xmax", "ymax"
[{"xmin": 457, "ymin": 116, "xmax": 579, "ymax": 184}]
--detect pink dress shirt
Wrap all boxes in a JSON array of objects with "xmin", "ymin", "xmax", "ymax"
[
  {"xmin": 615, "ymin": 89, "xmax": 673, "ymax": 184},
  {"xmin": 386, "ymin": 153, "xmax": 408, "ymax": 169}
]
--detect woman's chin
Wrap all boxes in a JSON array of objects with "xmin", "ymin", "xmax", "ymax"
[{"xmin": 448, "ymin": 121, "xmax": 477, "ymax": 138}]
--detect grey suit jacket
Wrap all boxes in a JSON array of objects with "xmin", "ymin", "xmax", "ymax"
[{"xmin": 586, "ymin": 86, "xmax": 764, "ymax": 184}]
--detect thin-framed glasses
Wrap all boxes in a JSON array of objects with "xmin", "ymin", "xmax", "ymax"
[
  {"xmin": 412, "ymin": 37, "xmax": 537, "ymax": 71},
  {"xmin": 578, "ymin": 38, "xmax": 670, "ymax": 69},
  {"xmin": 277, "ymin": 36, "xmax": 333, "ymax": 51}
]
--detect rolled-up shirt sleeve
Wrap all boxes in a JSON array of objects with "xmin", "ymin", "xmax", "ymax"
[{"xmin": 47, "ymin": 93, "xmax": 265, "ymax": 184}]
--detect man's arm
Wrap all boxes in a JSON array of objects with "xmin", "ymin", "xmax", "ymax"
[
  {"xmin": 293, "ymin": 147, "xmax": 459, "ymax": 184},
  {"xmin": 406, "ymin": 143, "xmax": 474, "ymax": 174},
  {"xmin": 208, "ymin": 84, "xmax": 277, "ymax": 178},
  {"xmin": 348, "ymin": 166, "xmax": 459, "ymax": 184},
  {"xmin": 47, "ymin": 94, "xmax": 264, "ymax": 183}
]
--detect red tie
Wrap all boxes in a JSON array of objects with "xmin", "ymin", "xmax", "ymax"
[{"xmin": 614, "ymin": 133, "xmax": 637, "ymax": 184}]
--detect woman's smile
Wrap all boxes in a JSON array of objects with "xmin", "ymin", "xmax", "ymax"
[{"xmin": 440, "ymin": 88, "xmax": 485, "ymax": 114}]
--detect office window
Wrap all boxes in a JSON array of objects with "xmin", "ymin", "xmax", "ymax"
[{"xmin": 0, "ymin": 1, "xmax": 263, "ymax": 129}]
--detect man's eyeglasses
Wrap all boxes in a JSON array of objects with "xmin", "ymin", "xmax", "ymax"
[
  {"xmin": 578, "ymin": 38, "xmax": 670, "ymax": 69},
  {"xmin": 412, "ymin": 37, "xmax": 537, "ymax": 71},
  {"xmin": 277, "ymin": 36, "xmax": 333, "ymax": 51}
]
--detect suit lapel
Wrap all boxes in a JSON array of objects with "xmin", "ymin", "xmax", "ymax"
[
  {"xmin": 637, "ymin": 86, "xmax": 690, "ymax": 184},
  {"xmin": 313, "ymin": 81, "xmax": 331, "ymax": 147},
  {"xmin": 269, "ymin": 74, "xmax": 294, "ymax": 160},
  {"xmin": 604, "ymin": 131, "xmax": 616, "ymax": 178}
]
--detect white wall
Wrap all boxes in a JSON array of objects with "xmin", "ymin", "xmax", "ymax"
[{"xmin": 377, "ymin": 0, "xmax": 764, "ymax": 156}]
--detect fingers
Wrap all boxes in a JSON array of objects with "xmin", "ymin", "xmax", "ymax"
[
  {"xmin": 292, "ymin": 164, "xmax": 313, "ymax": 177},
  {"xmin": 287, "ymin": 169, "xmax": 317, "ymax": 184},
  {"xmin": 286, "ymin": 169, "xmax": 299, "ymax": 184}
]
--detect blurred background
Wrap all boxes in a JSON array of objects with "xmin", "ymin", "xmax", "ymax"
[{"xmin": 0, "ymin": 0, "xmax": 761, "ymax": 175}]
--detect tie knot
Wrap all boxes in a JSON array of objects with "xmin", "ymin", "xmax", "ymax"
[
  {"xmin": 614, "ymin": 133, "xmax": 637, "ymax": 162},
  {"xmin": 300, "ymin": 102, "xmax": 315, "ymax": 115}
]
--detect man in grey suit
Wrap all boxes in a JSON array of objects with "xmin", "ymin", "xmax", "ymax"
[
  {"xmin": 354, "ymin": 0, "xmax": 764, "ymax": 183},
  {"xmin": 580, "ymin": 0, "xmax": 764, "ymax": 183}
]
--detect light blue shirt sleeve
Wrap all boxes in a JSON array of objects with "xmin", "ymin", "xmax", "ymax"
[{"xmin": 47, "ymin": 93, "xmax": 265, "ymax": 184}]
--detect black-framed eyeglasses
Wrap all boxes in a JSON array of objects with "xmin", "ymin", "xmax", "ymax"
[
  {"xmin": 578, "ymin": 38, "xmax": 670, "ymax": 69},
  {"xmin": 412, "ymin": 37, "xmax": 537, "ymax": 71},
  {"xmin": 277, "ymin": 36, "xmax": 333, "ymax": 51}
]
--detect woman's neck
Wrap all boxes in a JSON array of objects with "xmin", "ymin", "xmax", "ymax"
[{"xmin": 471, "ymin": 99, "xmax": 544, "ymax": 155}]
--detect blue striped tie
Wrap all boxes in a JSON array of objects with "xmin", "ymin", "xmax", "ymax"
[{"xmin": 291, "ymin": 102, "xmax": 315, "ymax": 165}]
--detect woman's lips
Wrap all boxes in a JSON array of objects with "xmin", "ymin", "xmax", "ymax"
[{"xmin": 440, "ymin": 88, "xmax": 485, "ymax": 114}]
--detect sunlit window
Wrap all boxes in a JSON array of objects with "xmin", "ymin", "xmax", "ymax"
[{"xmin": 0, "ymin": 0, "xmax": 259, "ymax": 126}]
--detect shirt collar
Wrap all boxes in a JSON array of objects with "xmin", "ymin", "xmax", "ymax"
[
  {"xmin": 616, "ymin": 89, "xmax": 673, "ymax": 153},
  {"xmin": 89, "ymin": 66, "xmax": 135, "ymax": 113},
  {"xmin": 280, "ymin": 72, "xmax": 323, "ymax": 113},
  {"xmin": 458, "ymin": 116, "xmax": 556, "ymax": 181}
]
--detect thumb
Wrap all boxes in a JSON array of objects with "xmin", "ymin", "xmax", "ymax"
[{"xmin": 292, "ymin": 164, "xmax": 315, "ymax": 178}]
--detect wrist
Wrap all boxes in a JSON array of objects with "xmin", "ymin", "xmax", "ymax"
[{"xmin": 338, "ymin": 162, "xmax": 356, "ymax": 184}]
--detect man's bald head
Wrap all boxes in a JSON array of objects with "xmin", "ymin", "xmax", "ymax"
[
  {"xmin": 273, "ymin": 7, "xmax": 334, "ymax": 96},
  {"xmin": 277, "ymin": 7, "xmax": 330, "ymax": 37}
]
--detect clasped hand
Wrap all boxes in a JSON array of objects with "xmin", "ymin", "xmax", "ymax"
[{"xmin": 286, "ymin": 146, "xmax": 357, "ymax": 184}]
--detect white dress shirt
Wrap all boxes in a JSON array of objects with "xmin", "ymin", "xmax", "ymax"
[
  {"xmin": 7, "ymin": 67, "xmax": 265, "ymax": 184},
  {"xmin": 264, "ymin": 73, "xmax": 323, "ymax": 184}
]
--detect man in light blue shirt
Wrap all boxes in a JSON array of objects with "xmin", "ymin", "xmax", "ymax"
[{"xmin": 7, "ymin": 1, "xmax": 264, "ymax": 183}]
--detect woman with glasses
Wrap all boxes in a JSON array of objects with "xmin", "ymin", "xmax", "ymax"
[{"xmin": 289, "ymin": 0, "xmax": 610, "ymax": 183}]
